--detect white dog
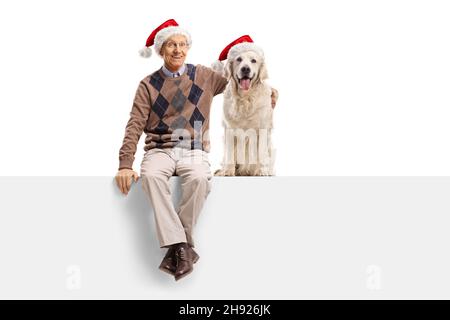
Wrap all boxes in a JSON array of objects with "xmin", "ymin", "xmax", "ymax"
[{"xmin": 215, "ymin": 50, "xmax": 276, "ymax": 176}]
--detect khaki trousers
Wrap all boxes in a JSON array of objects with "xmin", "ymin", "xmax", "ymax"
[{"xmin": 140, "ymin": 147, "xmax": 212, "ymax": 248}]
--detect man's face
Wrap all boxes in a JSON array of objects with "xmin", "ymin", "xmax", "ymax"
[{"xmin": 160, "ymin": 34, "xmax": 189, "ymax": 72}]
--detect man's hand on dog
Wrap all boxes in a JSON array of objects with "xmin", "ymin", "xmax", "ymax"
[
  {"xmin": 271, "ymin": 88, "xmax": 279, "ymax": 108},
  {"xmin": 115, "ymin": 169, "xmax": 139, "ymax": 195}
]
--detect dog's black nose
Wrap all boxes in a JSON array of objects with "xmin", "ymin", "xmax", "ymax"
[{"xmin": 241, "ymin": 66, "xmax": 250, "ymax": 75}]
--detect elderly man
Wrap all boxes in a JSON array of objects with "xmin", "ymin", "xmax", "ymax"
[{"xmin": 115, "ymin": 19, "xmax": 277, "ymax": 281}]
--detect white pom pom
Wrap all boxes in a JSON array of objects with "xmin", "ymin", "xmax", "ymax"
[
  {"xmin": 138, "ymin": 46, "xmax": 152, "ymax": 58},
  {"xmin": 211, "ymin": 60, "xmax": 224, "ymax": 74}
]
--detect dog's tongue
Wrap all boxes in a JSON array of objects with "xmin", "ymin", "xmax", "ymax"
[{"xmin": 239, "ymin": 79, "xmax": 251, "ymax": 90}]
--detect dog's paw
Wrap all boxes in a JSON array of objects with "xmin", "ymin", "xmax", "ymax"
[
  {"xmin": 214, "ymin": 168, "xmax": 236, "ymax": 176},
  {"xmin": 255, "ymin": 167, "xmax": 273, "ymax": 176}
]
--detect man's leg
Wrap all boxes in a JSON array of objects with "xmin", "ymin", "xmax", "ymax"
[
  {"xmin": 174, "ymin": 149, "xmax": 212, "ymax": 247},
  {"xmin": 140, "ymin": 149, "xmax": 187, "ymax": 248}
]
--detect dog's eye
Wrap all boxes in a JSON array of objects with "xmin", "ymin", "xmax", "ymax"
[
  {"xmin": 236, "ymin": 57, "xmax": 242, "ymax": 62},
  {"xmin": 251, "ymin": 59, "xmax": 257, "ymax": 63}
]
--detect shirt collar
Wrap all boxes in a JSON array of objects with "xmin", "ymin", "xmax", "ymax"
[{"xmin": 161, "ymin": 64, "xmax": 186, "ymax": 78}]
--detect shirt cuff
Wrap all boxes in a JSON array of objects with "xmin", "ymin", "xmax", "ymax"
[{"xmin": 119, "ymin": 157, "xmax": 134, "ymax": 171}]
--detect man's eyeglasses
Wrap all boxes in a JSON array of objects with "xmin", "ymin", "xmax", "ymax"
[{"xmin": 165, "ymin": 41, "xmax": 188, "ymax": 49}]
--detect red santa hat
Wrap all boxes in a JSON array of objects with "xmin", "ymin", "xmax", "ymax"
[
  {"xmin": 139, "ymin": 19, "xmax": 192, "ymax": 58},
  {"xmin": 211, "ymin": 35, "xmax": 264, "ymax": 73}
]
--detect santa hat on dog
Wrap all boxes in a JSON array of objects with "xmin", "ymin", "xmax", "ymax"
[
  {"xmin": 211, "ymin": 35, "xmax": 264, "ymax": 73},
  {"xmin": 139, "ymin": 19, "xmax": 192, "ymax": 58}
]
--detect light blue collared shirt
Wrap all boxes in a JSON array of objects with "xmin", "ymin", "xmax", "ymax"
[{"xmin": 161, "ymin": 64, "xmax": 186, "ymax": 78}]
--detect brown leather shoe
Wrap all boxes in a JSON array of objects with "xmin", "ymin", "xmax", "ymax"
[
  {"xmin": 159, "ymin": 246, "xmax": 176, "ymax": 276},
  {"xmin": 174, "ymin": 243, "xmax": 198, "ymax": 281}
]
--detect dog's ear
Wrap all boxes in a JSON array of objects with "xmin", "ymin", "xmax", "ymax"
[
  {"xmin": 259, "ymin": 61, "xmax": 269, "ymax": 81},
  {"xmin": 224, "ymin": 61, "xmax": 232, "ymax": 80}
]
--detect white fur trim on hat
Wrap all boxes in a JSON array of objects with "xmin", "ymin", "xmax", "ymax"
[
  {"xmin": 154, "ymin": 26, "xmax": 192, "ymax": 57},
  {"xmin": 139, "ymin": 46, "xmax": 153, "ymax": 58},
  {"xmin": 228, "ymin": 42, "xmax": 264, "ymax": 60}
]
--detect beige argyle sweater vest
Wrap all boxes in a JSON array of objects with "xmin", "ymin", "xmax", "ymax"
[{"xmin": 118, "ymin": 64, "xmax": 228, "ymax": 170}]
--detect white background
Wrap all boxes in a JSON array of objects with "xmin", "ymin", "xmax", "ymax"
[{"xmin": 1, "ymin": 0, "xmax": 449, "ymax": 176}]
